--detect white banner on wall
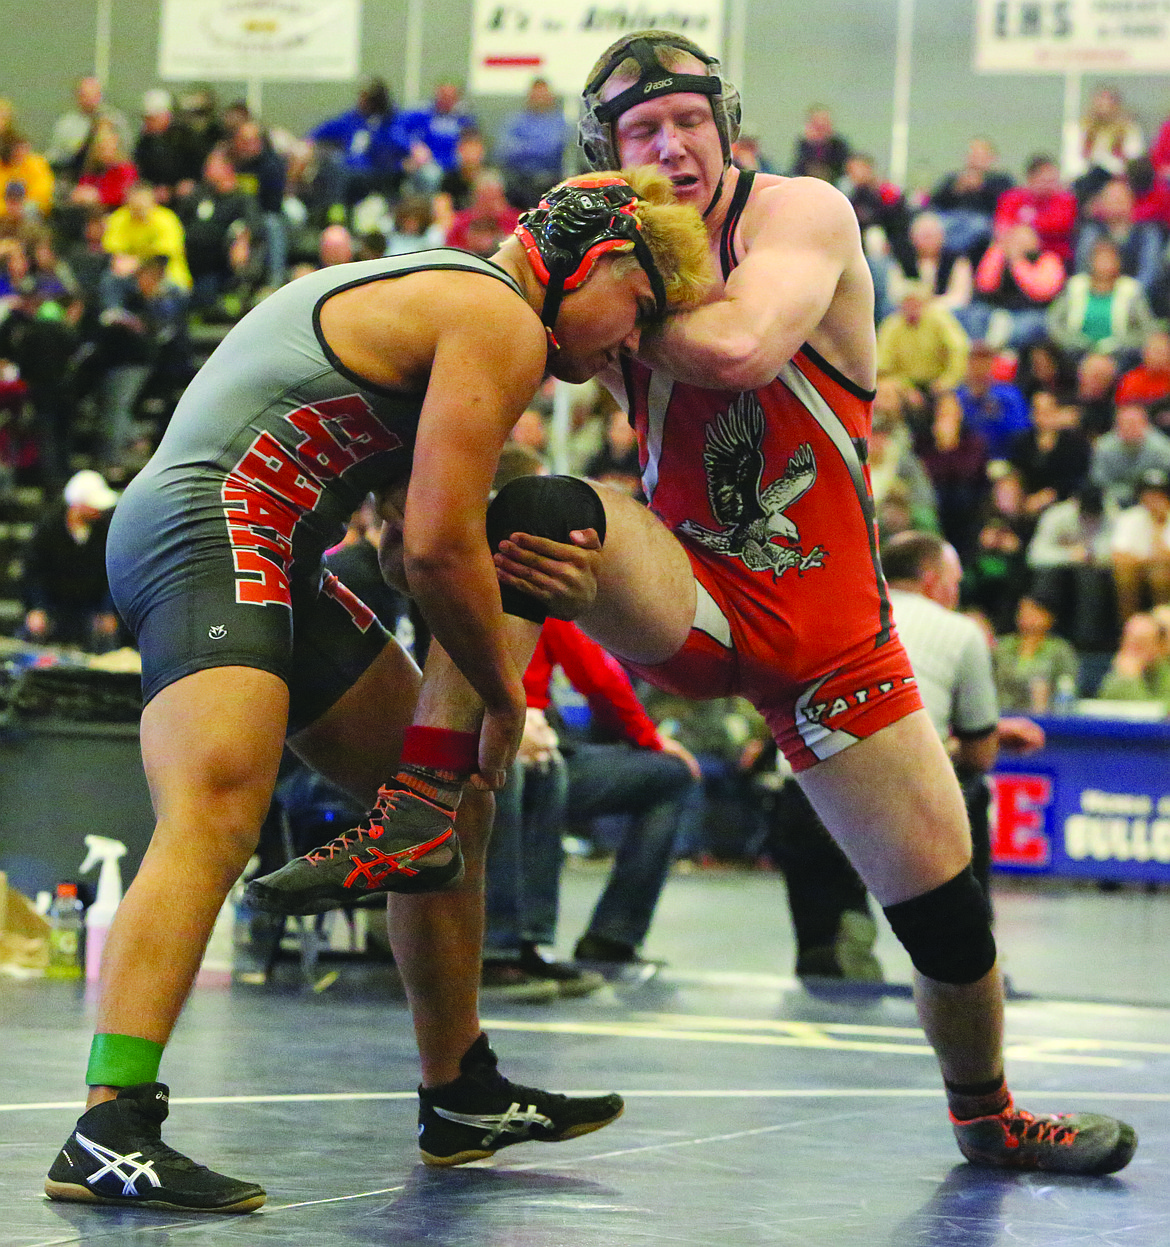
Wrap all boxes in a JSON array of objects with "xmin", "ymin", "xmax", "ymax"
[
  {"xmin": 470, "ymin": 1, "xmax": 724, "ymax": 97},
  {"xmin": 974, "ymin": 0, "xmax": 1170, "ymax": 74},
  {"xmin": 158, "ymin": 0, "xmax": 362, "ymax": 82}
]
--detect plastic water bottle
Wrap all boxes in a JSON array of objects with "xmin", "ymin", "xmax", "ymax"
[
  {"xmin": 1051, "ymin": 673, "xmax": 1077, "ymax": 716},
  {"xmin": 46, "ymin": 883, "xmax": 84, "ymax": 980}
]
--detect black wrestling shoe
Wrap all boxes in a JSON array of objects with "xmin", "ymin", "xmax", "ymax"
[
  {"xmin": 418, "ymin": 1034, "xmax": 624, "ymax": 1166},
  {"xmin": 246, "ymin": 782, "xmax": 464, "ymax": 915},
  {"xmin": 951, "ymin": 1098, "xmax": 1137, "ymax": 1175},
  {"xmin": 45, "ymin": 1083, "xmax": 265, "ymax": 1213}
]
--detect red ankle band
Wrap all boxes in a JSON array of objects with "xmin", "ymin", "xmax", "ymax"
[{"xmin": 402, "ymin": 725, "xmax": 478, "ymax": 775}]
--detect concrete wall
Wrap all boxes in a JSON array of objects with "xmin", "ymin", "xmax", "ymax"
[{"xmin": 7, "ymin": 1, "xmax": 1170, "ymax": 194}]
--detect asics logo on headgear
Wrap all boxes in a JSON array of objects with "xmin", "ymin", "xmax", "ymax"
[{"xmin": 644, "ymin": 79, "xmax": 674, "ymax": 92}]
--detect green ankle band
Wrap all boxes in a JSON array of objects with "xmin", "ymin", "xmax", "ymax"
[{"xmin": 86, "ymin": 1033, "xmax": 165, "ymax": 1088}]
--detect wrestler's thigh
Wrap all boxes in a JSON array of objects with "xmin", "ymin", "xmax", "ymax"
[
  {"xmin": 289, "ymin": 637, "xmax": 421, "ymax": 807},
  {"xmin": 795, "ymin": 709, "xmax": 972, "ymax": 907},
  {"xmin": 576, "ymin": 482, "xmax": 697, "ymax": 666}
]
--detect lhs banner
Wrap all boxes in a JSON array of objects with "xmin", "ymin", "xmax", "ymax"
[
  {"xmin": 974, "ymin": 0, "xmax": 1170, "ymax": 74},
  {"xmin": 159, "ymin": 0, "xmax": 362, "ymax": 82},
  {"xmin": 470, "ymin": 1, "xmax": 724, "ymax": 97}
]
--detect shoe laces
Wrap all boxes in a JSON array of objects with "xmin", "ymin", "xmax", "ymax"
[
  {"xmin": 306, "ymin": 786, "xmax": 410, "ymax": 861},
  {"xmin": 1004, "ymin": 1108, "xmax": 1078, "ymax": 1148}
]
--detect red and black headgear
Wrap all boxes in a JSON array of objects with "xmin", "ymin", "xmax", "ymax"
[{"xmin": 515, "ymin": 173, "xmax": 667, "ymax": 336}]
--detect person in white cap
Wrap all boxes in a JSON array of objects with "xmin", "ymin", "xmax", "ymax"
[{"xmin": 20, "ymin": 469, "xmax": 120, "ymax": 649}]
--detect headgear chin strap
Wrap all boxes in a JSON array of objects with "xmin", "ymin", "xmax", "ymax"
[
  {"xmin": 580, "ymin": 33, "xmax": 742, "ymax": 218},
  {"xmin": 515, "ymin": 174, "xmax": 667, "ymax": 338}
]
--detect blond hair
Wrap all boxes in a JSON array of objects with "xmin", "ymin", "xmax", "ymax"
[
  {"xmin": 587, "ymin": 32, "xmax": 706, "ymax": 94},
  {"xmin": 604, "ymin": 165, "xmax": 712, "ymax": 313}
]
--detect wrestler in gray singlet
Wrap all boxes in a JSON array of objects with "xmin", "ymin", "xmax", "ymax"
[{"xmin": 107, "ymin": 249, "xmax": 524, "ymax": 730}]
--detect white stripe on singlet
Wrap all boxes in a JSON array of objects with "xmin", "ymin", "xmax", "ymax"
[{"xmin": 640, "ymin": 370, "xmax": 675, "ymax": 505}]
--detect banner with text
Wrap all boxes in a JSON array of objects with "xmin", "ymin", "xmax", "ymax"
[
  {"xmin": 975, "ymin": 0, "xmax": 1170, "ymax": 73},
  {"xmin": 159, "ymin": 0, "xmax": 362, "ymax": 82},
  {"xmin": 470, "ymin": 1, "xmax": 724, "ymax": 97}
]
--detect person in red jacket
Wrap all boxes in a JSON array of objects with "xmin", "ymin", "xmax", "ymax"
[
  {"xmin": 993, "ymin": 155, "xmax": 1078, "ymax": 263},
  {"xmin": 482, "ymin": 616, "xmax": 700, "ymax": 993}
]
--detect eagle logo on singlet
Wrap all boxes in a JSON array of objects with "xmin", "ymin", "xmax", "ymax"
[{"xmin": 677, "ymin": 394, "xmax": 827, "ymax": 578}]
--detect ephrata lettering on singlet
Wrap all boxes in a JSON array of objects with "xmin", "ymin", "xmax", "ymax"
[
  {"xmin": 222, "ymin": 393, "xmax": 402, "ymax": 607},
  {"xmin": 677, "ymin": 395, "xmax": 827, "ymax": 578}
]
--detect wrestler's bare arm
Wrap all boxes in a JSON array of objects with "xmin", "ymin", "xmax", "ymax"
[
  {"xmin": 404, "ymin": 285, "xmax": 548, "ymax": 721},
  {"xmin": 638, "ymin": 178, "xmax": 870, "ymax": 391}
]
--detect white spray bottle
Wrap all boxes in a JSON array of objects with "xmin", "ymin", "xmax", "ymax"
[{"xmin": 79, "ymin": 835, "xmax": 127, "ymax": 983}]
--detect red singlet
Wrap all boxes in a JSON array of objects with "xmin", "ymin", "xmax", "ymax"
[{"xmin": 619, "ymin": 173, "xmax": 923, "ymax": 771}]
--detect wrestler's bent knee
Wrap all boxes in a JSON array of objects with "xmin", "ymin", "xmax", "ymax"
[{"xmin": 486, "ymin": 475, "xmax": 606, "ymax": 623}]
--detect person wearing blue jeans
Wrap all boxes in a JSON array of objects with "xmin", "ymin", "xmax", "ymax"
[{"xmin": 482, "ymin": 617, "xmax": 700, "ymax": 991}]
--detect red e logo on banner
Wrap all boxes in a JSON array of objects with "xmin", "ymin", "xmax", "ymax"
[{"xmin": 991, "ymin": 774, "xmax": 1053, "ymax": 868}]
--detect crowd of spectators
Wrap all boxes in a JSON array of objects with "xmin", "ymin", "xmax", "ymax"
[{"xmin": 5, "ymin": 73, "xmax": 1170, "ymax": 739}]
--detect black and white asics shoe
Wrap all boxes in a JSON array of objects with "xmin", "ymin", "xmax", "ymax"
[
  {"xmin": 417, "ymin": 1033, "xmax": 624, "ymax": 1166},
  {"xmin": 45, "ymin": 1083, "xmax": 266, "ymax": 1212}
]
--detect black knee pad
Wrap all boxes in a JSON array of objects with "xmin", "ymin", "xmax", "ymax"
[
  {"xmin": 882, "ymin": 866, "xmax": 997, "ymax": 985},
  {"xmin": 485, "ymin": 475, "xmax": 607, "ymax": 622}
]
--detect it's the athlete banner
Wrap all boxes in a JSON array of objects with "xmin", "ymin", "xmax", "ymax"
[
  {"xmin": 974, "ymin": 0, "xmax": 1170, "ymax": 74},
  {"xmin": 470, "ymin": 1, "xmax": 724, "ymax": 97}
]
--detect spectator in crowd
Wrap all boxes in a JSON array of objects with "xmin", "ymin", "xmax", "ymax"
[
  {"xmin": 969, "ymin": 222, "xmax": 1065, "ymax": 350},
  {"xmin": 1068, "ymin": 86, "xmax": 1145, "ymax": 203},
  {"xmin": 1109, "ymin": 467, "xmax": 1170, "ymax": 622},
  {"xmin": 890, "ymin": 210, "xmax": 972, "ymax": 313},
  {"xmin": 1016, "ymin": 337, "xmax": 1078, "ymax": 405},
  {"xmin": 1047, "ymin": 238, "xmax": 1157, "ymax": 367},
  {"xmin": 1075, "ymin": 177, "xmax": 1164, "ymax": 302},
  {"xmin": 1027, "ymin": 482, "xmax": 1116, "ymax": 649},
  {"xmin": 0, "ymin": 239, "xmax": 80, "ymax": 487},
  {"xmin": 71, "ymin": 119, "xmax": 138, "ymax": 209},
  {"xmin": 1074, "ymin": 350, "xmax": 1120, "ymax": 438},
  {"xmin": 95, "ymin": 253, "xmax": 189, "ymax": 467},
  {"xmin": 993, "ymin": 589, "xmax": 1080, "ymax": 712},
  {"xmin": 495, "ymin": 78, "xmax": 571, "ymax": 208},
  {"xmin": 841, "ymin": 151, "xmax": 914, "ymax": 275},
  {"xmin": 1117, "ymin": 329, "xmax": 1170, "ymax": 417},
  {"xmin": 305, "ymin": 77, "xmax": 406, "ymax": 215},
  {"xmin": 435, "ymin": 130, "xmax": 490, "ymax": 213},
  {"xmin": 1096, "ymin": 610, "xmax": 1170, "ymax": 703},
  {"xmin": 443, "ymin": 171, "xmax": 520, "ymax": 255},
  {"xmin": 317, "ymin": 223, "xmax": 354, "ymax": 268},
  {"xmin": 929, "ymin": 136, "xmax": 1014, "ymax": 257},
  {"xmin": 789, "ymin": 104, "xmax": 849, "ymax": 181},
  {"xmin": 394, "ymin": 81, "xmax": 478, "ymax": 184},
  {"xmin": 1090, "ymin": 402, "xmax": 1170, "ymax": 507},
  {"xmin": 383, "ymin": 195, "xmax": 443, "ymax": 255},
  {"xmin": 175, "ymin": 145, "xmax": 259, "ymax": 313},
  {"xmin": 963, "ymin": 464, "xmax": 1035, "ymax": 633},
  {"xmin": 1126, "ymin": 155, "xmax": 1170, "ymax": 233},
  {"xmin": 0, "ymin": 130, "xmax": 54, "ymax": 216},
  {"xmin": 0, "ymin": 177, "xmax": 38, "ymax": 236},
  {"xmin": 102, "ymin": 181, "xmax": 191, "ymax": 290},
  {"xmin": 224, "ymin": 117, "xmax": 289, "ymax": 288},
  {"xmin": 915, "ymin": 388, "xmax": 988, "ymax": 557},
  {"xmin": 868, "ymin": 394, "xmax": 939, "ymax": 534},
  {"xmin": 731, "ymin": 134, "xmax": 776, "ymax": 173},
  {"xmin": 583, "ymin": 407, "xmax": 642, "ymax": 495},
  {"xmin": 45, "ymin": 75, "xmax": 131, "ymax": 179},
  {"xmin": 174, "ymin": 86, "xmax": 225, "ymax": 173},
  {"xmin": 484, "ymin": 615, "xmax": 699, "ymax": 991},
  {"xmin": 994, "ymin": 154, "xmax": 1078, "ymax": 263},
  {"xmin": 19, "ymin": 469, "xmax": 120, "ymax": 650},
  {"xmin": 877, "ymin": 283, "xmax": 970, "ymax": 395},
  {"xmin": 1008, "ymin": 389, "xmax": 1091, "ymax": 514},
  {"xmin": 133, "ymin": 90, "xmax": 204, "ymax": 204},
  {"xmin": 63, "ymin": 205, "xmax": 112, "ymax": 312}
]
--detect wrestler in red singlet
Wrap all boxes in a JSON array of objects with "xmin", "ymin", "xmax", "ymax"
[{"xmin": 620, "ymin": 171, "xmax": 921, "ymax": 771}]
